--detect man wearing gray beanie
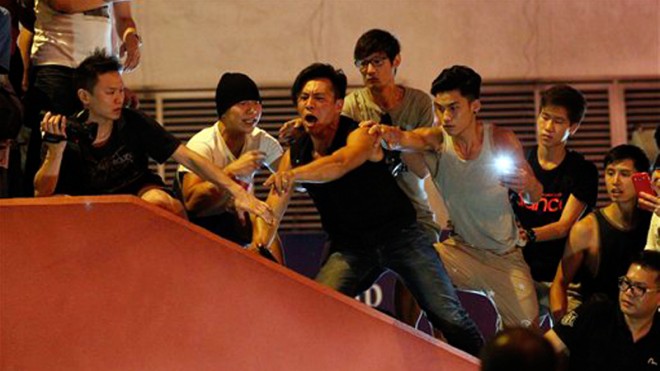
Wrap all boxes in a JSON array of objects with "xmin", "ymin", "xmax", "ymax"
[{"xmin": 179, "ymin": 72, "xmax": 284, "ymax": 262}]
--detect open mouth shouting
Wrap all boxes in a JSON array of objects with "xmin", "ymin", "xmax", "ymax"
[{"xmin": 304, "ymin": 114, "xmax": 318, "ymax": 125}]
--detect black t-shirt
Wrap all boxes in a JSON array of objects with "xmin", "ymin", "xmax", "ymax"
[
  {"xmin": 553, "ymin": 296, "xmax": 660, "ymax": 371},
  {"xmin": 55, "ymin": 108, "xmax": 180, "ymax": 195},
  {"xmin": 289, "ymin": 116, "xmax": 415, "ymax": 243},
  {"xmin": 512, "ymin": 146, "xmax": 599, "ymax": 281}
]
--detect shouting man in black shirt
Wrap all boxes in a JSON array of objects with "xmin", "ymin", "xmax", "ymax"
[{"xmin": 252, "ymin": 63, "xmax": 484, "ymax": 355}]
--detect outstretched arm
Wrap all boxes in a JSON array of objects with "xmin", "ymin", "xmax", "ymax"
[
  {"xmin": 172, "ymin": 145, "xmax": 273, "ymax": 224},
  {"xmin": 265, "ymin": 125, "xmax": 381, "ymax": 192},
  {"xmin": 366, "ymin": 124, "xmax": 444, "ymax": 152},
  {"xmin": 252, "ymin": 150, "xmax": 294, "ymax": 249}
]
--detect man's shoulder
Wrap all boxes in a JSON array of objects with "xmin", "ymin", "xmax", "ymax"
[
  {"xmin": 565, "ymin": 149, "xmax": 598, "ymax": 171},
  {"xmin": 188, "ymin": 124, "xmax": 216, "ymax": 144}
]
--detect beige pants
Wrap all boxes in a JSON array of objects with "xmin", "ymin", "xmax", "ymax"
[{"xmin": 436, "ymin": 237, "xmax": 539, "ymax": 327}]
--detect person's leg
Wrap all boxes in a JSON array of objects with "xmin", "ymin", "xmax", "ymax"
[
  {"xmin": 139, "ymin": 187, "xmax": 187, "ymax": 218},
  {"xmin": 315, "ymin": 243, "xmax": 380, "ymax": 297},
  {"xmin": 385, "ymin": 224, "xmax": 484, "ymax": 356},
  {"xmin": 436, "ymin": 239, "xmax": 539, "ymax": 327}
]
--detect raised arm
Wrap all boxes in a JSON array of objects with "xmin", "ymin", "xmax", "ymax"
[
  {"xmin": 369, "ymin": 124, "xmax": 444, "ymax": 153},
  {"xmin": 34, "ymin": 113, "xmax": 67, "ymax": 196}
]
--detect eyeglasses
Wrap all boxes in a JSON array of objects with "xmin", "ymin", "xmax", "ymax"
[
  {"xmin": 618, "ymin": 276, "xmax": 660, "ymax": 297},
  {"xmin": 354, "ymin": 56, "xmax": 388, "ymax": 70}
]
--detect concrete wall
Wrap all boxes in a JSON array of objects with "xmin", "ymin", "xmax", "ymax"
[{"xmin": 124, "ymin": 0, "xmax": 660, "ymax": 90}]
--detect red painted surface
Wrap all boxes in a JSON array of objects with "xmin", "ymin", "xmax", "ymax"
[{"xmin": 1, "ymin": 196, "xmax": 479, "ymax": 371}]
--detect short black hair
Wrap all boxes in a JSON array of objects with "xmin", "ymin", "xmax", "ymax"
[
  {"xmin": 290, "ymin": 63, "xmax": 347, "ymax": 105},
  {"xmin": 74, "ymin": 49, "xmax": 122, "ymax": 93},
  {"xmin": 353, "ymin": 29, "xmax": 401, "ymax": 62},
  {"xmin": 480, "ymin": 327, "xmax": 557, "ymax": 371},
  {"xmin": 630, "ymin": 251, "xmax": 660, "ymax": 284},
  {"xmin": 430, "ymin": 65, "xmax": 481, "ymax": 101},
  {"xmin": 541, "ymin": 84, "xmax": 587, "ymax": 124},
  {"xmin": 603, "ymin": 144, "xmax": 650, "ymax": 173}
]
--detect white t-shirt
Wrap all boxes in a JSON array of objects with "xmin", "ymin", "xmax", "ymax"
[
  {"xmin": 179, "ymin": 122, "xmax": 282, "ymax": 215},
  {"xmin": 31, "ymin": 0, "xmax": 115, "ymax": 68}
]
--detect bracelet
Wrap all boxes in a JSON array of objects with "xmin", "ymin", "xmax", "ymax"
[{"xmin": 122, "ymin": 27, "xmax": 142, "ymax": 46}]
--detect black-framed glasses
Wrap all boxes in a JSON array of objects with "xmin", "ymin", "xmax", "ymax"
[
  {"xmin": 618, "ymin": 276, "xmax": 660, "ymax": 297},
  {"xmin": 354, "ymin": 56, "xmax": 388, "ymax": 70}
]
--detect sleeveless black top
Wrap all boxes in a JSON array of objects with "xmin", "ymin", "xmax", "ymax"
[
  {"xmin": 581, "ymin": 209, "xmax": 652, "ymax": 301},
  {"xmin": 290, "ymin": 116, "xmax": 415, "ymax": 243}
]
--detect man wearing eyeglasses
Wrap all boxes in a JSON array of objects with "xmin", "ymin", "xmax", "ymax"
[
  {"xmin": 545, "ymin": 250, "xmax": 660, "ymax": 371},
  {"xmin": 342, "ymin": 29, "xmax": 440, "ymax": 241},
  {"xmin": 550, "ymin": 145, "xmax": 652, "ymax": 320}
]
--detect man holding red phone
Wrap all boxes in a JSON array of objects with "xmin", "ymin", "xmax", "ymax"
[{"xmin": 550, "ymin": 145, "xmax": 652, "ymax": 319}]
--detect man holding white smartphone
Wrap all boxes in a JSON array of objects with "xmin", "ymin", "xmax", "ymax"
[{"xmin": 368, "ymin": 65, "xmax": 544, "ymax": 327}]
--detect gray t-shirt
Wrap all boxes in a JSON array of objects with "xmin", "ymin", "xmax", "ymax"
[{"xmin": 342, "ymin": 86, "xmax": 440, "ymax": 238}]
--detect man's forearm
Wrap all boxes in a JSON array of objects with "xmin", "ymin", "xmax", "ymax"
[
  {"xmin": 172, "ymin": 146, "xmax": 245, "ymax": 200},
  {"xmin": 34, "ymin": 147, "xmax": 64, "ymax": 197}
]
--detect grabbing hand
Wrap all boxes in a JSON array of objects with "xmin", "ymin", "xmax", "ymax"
[
  {"xmin": 278, "ymin": 118, "xmax": 304, "ymax": 143},
  {"xmin": 232, "ymin": 188, "xmax": 274, "ymax": 225},
  {"xmin": 225, "ymin": 150, "xmax": 266, "ymax": 178},
  {"xmin": 264, "ymin": 170, "xmax": 295, "ymax": 195},
  {"xmin": 638, "ymin": 191, "xmax": 660, "ymax": 216},
  {"xmin": 364, "ymin": 123, "xmax": 403, "ymax": 150}
]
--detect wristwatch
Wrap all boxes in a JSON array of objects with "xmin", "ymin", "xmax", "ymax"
[{"xmin": 525, "ymin": 228, "xmax": 537, "ymax": 245}]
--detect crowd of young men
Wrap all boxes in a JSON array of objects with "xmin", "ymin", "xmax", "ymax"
[{"xmin": 10, "ymin": 22, "xmax": 659, "ymax": 366}]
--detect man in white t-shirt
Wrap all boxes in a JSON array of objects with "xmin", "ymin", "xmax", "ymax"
[{"xmin": 179, "ymin": 73, "xmax": 283, "ymax": 260}]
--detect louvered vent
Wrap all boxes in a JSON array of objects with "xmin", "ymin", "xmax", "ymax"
[{"xmin": 625, "ymin": 83, "xmax": 660, "ymax": 146}]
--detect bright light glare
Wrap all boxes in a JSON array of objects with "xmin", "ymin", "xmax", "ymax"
[{"xmin": 494, "ymin": 155, "xmax": 515, "ymax": 175}]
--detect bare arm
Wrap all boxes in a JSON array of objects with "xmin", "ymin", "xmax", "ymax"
[
  {"xmin": 549, "ymin": 214, "xmax": 595, "ymax": 319},
  {"xmin": 171, "ymin": 145, "xmax": 273, "ymax": 224},
  {"xmin": 181, "ymin": 172, "xmax": 232, "ymax": 214},
  {"xmin": 252, "ymin": 150, "xmax": 294, "ymax": 249},
  {"xmin": 33, "ymin": 113, "xmax": 67, "ymax": 196},
  {"xmin": 534, "ymin": 195, "xmax": 588, "ymax": 242},
  {"xmin": 112, "ymin": 1, "xmax": 140, "ymax": 72},
  {"xmin": 265, "ymin": 126, "xmax": 381, "ymax": 193},
  {"xmin": 369, "ymin": 124, "xmax": 444, "ymax": 153},
  {"xmin": 544, "ymin": 330, "xmax": 568, "ymax": 354}
]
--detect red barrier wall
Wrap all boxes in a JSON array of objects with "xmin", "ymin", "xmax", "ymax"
[{"xmin": 1, "ymin": 196, "xmax": 479, "ymax": 371}]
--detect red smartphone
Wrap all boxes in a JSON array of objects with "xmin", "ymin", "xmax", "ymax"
[{"xmin": 632, "ymin": 172, "xmax": 657, "ymax": 196}]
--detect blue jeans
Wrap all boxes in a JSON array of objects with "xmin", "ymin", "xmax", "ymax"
[{"xmin": 315, "ymin": 223, "xmax": 484, "ymax": 355}]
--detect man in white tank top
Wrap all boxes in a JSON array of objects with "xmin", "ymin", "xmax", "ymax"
[{"xmin": 368, "ymin": 65, "xmax": 543, "ymax": 327}]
